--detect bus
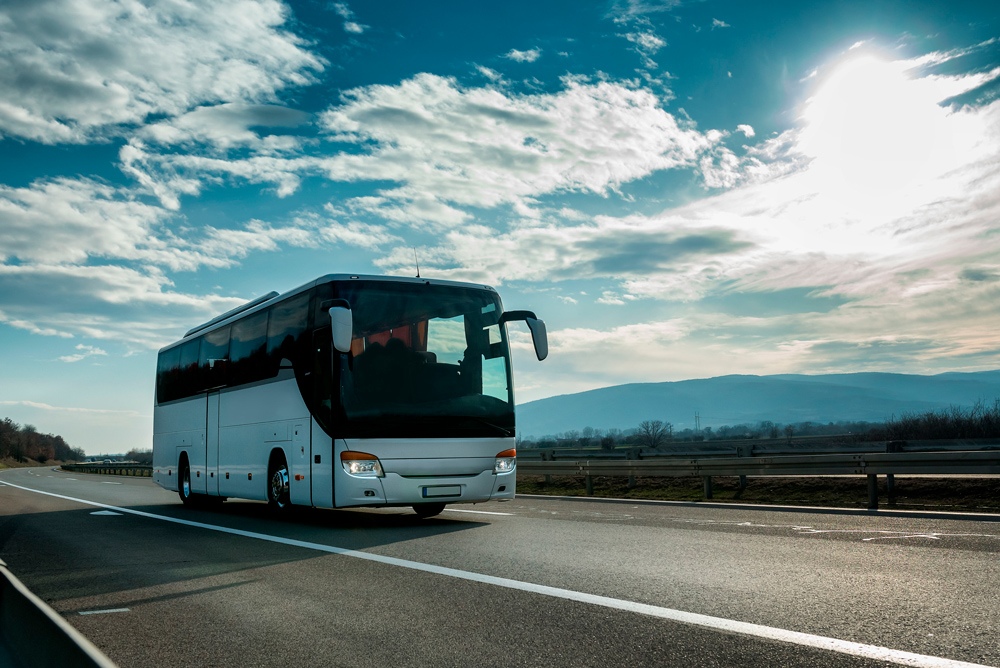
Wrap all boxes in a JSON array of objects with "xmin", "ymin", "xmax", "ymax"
[{"xmin": 151, "ymin": 274, "xmax": 547, "ymax": 518}]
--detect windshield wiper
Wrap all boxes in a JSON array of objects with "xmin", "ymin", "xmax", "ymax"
[{"xmin": 459, "ymin": 418, "xmax": 514, "ymax": 437}]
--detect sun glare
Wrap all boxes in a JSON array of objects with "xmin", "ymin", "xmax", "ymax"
[{"xmin": 799, "ymin": 52, "xmax": 958, "ymax": 209}]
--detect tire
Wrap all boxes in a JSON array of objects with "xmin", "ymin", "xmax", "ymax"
[
  {"xmin": 267, "ymin": 454, "xmax": 291, "ymax": 511},
  {"xmin": 178, "ymin": 457, "xmax": 195, "ymax": 506},
  {"xmin": 412, "ymin": 503, "xmax": 446, "ymax": 518}
]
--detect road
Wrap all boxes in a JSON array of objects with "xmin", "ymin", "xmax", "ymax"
[{"xmin": 1, "ymin": 466, "xmax": 998, "ymax": 668}]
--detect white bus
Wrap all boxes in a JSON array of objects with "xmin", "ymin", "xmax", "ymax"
[{"xmin": 152, "ymin": 274, "xmax": 547, "ymax": 518}]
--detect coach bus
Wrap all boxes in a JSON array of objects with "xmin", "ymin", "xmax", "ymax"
[{"xmin": 151, "ymin": 274, "xmax": 547, "ymax": 518}]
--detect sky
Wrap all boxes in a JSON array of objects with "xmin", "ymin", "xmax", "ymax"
[{"xmin": 1, "ymin": 0, "xmax": 1000, "ymax": 454}]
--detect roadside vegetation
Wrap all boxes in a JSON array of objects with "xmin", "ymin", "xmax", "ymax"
[
  {"xmin": 0, "ymin": 417, "xmax": 85, "ymax": 466},
  {"xmin": 518, "ymin": 398, "xmax": 1000, "ymax": 450}
]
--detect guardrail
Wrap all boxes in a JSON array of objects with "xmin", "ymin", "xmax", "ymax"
[
  {"xmin": 517, "ymin": 444, "xmax": 1000, "ymax": 509},
  {"xmin": 0, "ymin": 558, "xmax": 118, "ymax": 668},
  {"xmin": 62, "ymin": 463, "xmax": 152, "ymax": 477},
  {"xmin": 517, "ymin": 438, "xmax": 1000, "ymax": 462}
]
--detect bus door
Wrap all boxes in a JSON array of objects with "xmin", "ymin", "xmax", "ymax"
[
  {"xmin": 206, "ymin": 390, "xmax": 221, "ymax": 495},
  {"xmin": 310, "ymin": 326, "xmax": 335, "ymax": 508}
]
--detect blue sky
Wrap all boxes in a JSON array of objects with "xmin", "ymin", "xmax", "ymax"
[{"xmin": 2, "ymin": 0, "xmax": 1000, "ymax": 454}]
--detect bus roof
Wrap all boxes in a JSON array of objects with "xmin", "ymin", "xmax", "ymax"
[{"xmin": 160, "ymin": 274, "xmax": 498, "ymax": 354}]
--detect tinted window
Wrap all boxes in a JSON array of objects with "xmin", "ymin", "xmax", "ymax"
[
  {"xmin": 177, "ymin": 339, "xmax": 201, "ymax": 398},
  {"xmin": 266, "ymin": 293, "xmax": 309, "ymax": 374},
  {"xmin": 229, "ymin": 310, "xmax": 268, "ymax": 386},
  {"xmin": 199, "ymin": 326, "xmax": 230, "ymax": 390},
  {"xmin": 156, "ymin": 346, "xmax": 181, "ymax": 403}
]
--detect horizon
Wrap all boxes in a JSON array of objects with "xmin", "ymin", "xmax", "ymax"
[{"xmin": 1, "ymin": 0, "xmax": 999, "ymax": 454}]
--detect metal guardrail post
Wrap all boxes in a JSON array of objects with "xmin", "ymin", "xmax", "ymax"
[
  {"xmin": 703, "ymin": 476, "xmax": 713, "ymax": 499},
  {"xmin": 0, "ymin": 559, "xmax": 118, "ymax": 668},
  {"xmin": 867, "ymin": 474, "xmax": 878, "ymax": 510},
  {"xmin": 585, "ymin": 474, "xmax": 594, "ymax": 496}
]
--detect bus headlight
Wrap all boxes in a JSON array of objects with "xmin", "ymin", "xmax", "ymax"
[
  {"xmin": 341, "ymin": 451, "xmax": 384, "ymax": 478},
  {"xmin": 494, "ymin": 448, "xmax": 516, "ymax": 474}
]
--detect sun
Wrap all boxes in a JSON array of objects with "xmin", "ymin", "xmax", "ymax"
[{"xmin": 798, "ymin": 51, "xmax": 957, "ymax": 208}]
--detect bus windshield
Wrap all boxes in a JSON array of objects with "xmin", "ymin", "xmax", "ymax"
[{"xmin": 332, "ymin": 281, "xmax": 514, "ymax": 438}]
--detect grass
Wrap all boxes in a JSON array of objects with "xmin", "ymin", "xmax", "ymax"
[
  {"xmin": 517, "ymin": 474, "xmax": 1000, "ymax": 513},
  {"xmin": 0, "ymin": 457, "xmax": 70, "ymax": 470}
]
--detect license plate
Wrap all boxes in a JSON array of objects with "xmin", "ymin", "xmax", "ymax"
[{"xmin": 422, "ymin": 485, "xmax": 461, "ymax": 498}]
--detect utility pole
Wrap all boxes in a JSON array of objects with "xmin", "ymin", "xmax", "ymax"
[{"xmin": 695, "ymin": 412, "xmax": 701, "ymax": 433}]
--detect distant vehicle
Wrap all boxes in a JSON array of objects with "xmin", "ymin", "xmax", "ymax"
[
  {"xmin": 151, "ymin": 274, "xmax": 547, "ymax": 518},
  {"xmin": 102, "ymin": 459, "xmax": 111, "ymax": 464}
]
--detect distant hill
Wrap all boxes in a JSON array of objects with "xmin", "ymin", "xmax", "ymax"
[{"xmin": 515, "ymin": 371, "xmax": 1000, "ymax": 438}]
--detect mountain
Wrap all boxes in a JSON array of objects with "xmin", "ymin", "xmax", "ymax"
[{"xmin": 515, "ymin": 371, "xmax": 1000, "ymax": 438}]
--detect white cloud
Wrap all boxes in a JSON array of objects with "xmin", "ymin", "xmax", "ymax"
[
  {"xmin": 736, "ymin": 124, "xmax": 755, "ymax": 137},
  {"xmin": 505, "ymin": 48, "xmax": 542, "ymax": 63},
  {"xmin": 59, "ymin": 344, "xmax": 108, "ymax": 363},
  {"xmin": 597, "ymin": 291, "xmax": 626, "ymax": 305},
  {"xmin": 0, "ymin": 263, "xmax": 245, "ymax": 347},
  {"xmin": 607, "ymin": 0, "xmax": 684, "ymax": 20},
  {"xmin": 318, "ymin": 74, "xmax": 717, "ymax": 224},
  {"xmin": 0, "ymin": 0, "xmax": 324, "ymax": 143},
  {"xmin": 0, "ymin": 400, "xmax": 142, "ymax": 416},
  {"xmin": 476, "ymin": 65, "xmax": 502, "ymax": 81},
  {"xmin": 332, "ymin": 2, "xmax": 369, "ymax": 34},
  {"xmin": 0, "ymin": 178, "xmax": 172, "ymax": 265},
  {"xmin": 137, "ymin": 103, "xmax": 309, "ymax": 152},
  {"xmin": 625, "ymin": 31, "xmax": 666, "ymax": 54},
  {"xmin": 712, "ymin": 18, "xmax": 730, "ymax": 29},
  {"xmin": 373, "ymin": 213, "xmax": 754, "ymax": 289}
]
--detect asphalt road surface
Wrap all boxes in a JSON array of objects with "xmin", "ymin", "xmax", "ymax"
[{"xmin": 1, "ymin": 466, "xmax": 999, "ymax": 668}]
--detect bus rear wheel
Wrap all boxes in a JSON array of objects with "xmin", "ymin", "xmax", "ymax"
[
  {"xmin": 178, "ymin": 458, "xmax": 195, "ymax": 506},
  {"xmin": 413, "ymin": 503, "xmax": 446, "ymax": 518},
  {"xmin": 267, "ymin": 454, "xmax": 291, "ymax": 511}
]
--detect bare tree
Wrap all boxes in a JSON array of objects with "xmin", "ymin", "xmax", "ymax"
[
  {"xmin": 637, "ymin": 420, "xmax": 669, "ymax": 449},
  {"xmin": 784, "ymin": 424, "xmax": 795, "ymax": 443}
]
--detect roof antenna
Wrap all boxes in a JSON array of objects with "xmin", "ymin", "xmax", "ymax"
[{"xmin": 413, "ymin": 247, "xmax": 421, "ymax": 278}]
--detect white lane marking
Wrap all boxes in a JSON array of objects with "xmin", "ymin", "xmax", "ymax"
[
  {"xmin": 66, "ymin": 478, "xmax": 77, "ymax": 481},
  {"xmin": 0, "ymin": 479, "xmax": 991, "ymax": 668},
  {"xmin": 91, "ymin": 510, "xmax": 123, "ymax": 516},
  {"xmin": 442, "ymin": 508, "xmax": 514, "ymax": 516},
  {"xmin": 101, "ymin": 482, "xmax": 123, "ymax": 485},
  {"xmin": 79, "ymin": 608, "xmax": 129, "ymax": 616}
]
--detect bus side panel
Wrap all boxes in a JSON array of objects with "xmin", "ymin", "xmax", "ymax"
[
  {"xmin": 289, "ymin": 422, "xmax": 310, "ymax": 506},
  {"xmin": 310, "ymin": 423, "xmax": 334, "ymax": 508},
  {"xmin": 207, "ymin": 391, "xmax": 220, "ymax": 495},
  {"xmin": 217, "ymin": 423, "xmax": 267, "ymax": 501},
  {"xmin": 218, "ymin": 379, "xmax": 310, "ymax": 503},
  {"xmin": 151, "ymin": 398, "xmax": 208, "ymax": 493}
]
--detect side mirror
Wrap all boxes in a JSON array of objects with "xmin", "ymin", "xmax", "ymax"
[
  {"xmin": 327, "ymin": 301, "xmax": 353, "ymax": 354},
  {"xmin": 498, "ymin": 310, "xmax": 548, "ymax": 362},
  {"xmin": 525, "ymin": 317, "xmax": 548, "ymax": 361}
]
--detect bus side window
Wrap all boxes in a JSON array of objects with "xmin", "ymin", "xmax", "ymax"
[
  {"xmin": 266, "ymin": 293, "xmax": 309, "ymax": 377},
  {"xmin": 199, "ymin": 325, "xmax": 231, "ymax": 390},
  {"xmin": 156, "ymin": 346, "xmax": 181, "ymax": 403},
  {"xmin": 230, "ymin": 310, "xmax": 269, "ymax": 386},
  {"xmin": 177, "ymin": 339, "xmax": 201, "ymax": 399}
]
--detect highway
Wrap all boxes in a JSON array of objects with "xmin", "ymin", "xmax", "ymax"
[{"xmin": 1, "ymin": 466, "xmax": 998, "ymax": 668}]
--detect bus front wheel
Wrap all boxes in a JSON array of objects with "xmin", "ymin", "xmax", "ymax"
[{"xmin": 413, "ymin": 503, "xmax": 446, "ymax": 518}]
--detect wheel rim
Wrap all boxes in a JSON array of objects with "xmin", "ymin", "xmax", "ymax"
[
  {"xmin": 270, "ymin": 464, "xmax": 289, "ymax": 508},
  {"xmin": 181, "ymin": 467, "xmax": 191, "ymax": 498}
]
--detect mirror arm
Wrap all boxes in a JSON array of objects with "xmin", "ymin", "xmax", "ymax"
[{"xmin": 498, "ymin": 310, "xmax": 537, "ymax": 326}]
